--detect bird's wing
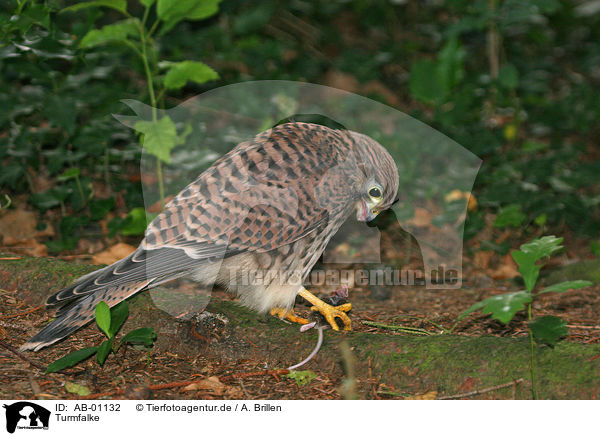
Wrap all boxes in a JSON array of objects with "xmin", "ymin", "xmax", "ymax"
[
  {"xmin": 49, "ymin": 123, "xmax": 350, "ymax": 307},
  {"xmin": 140, "ymin": 123, "xmax": 352, "ymax": 256}
]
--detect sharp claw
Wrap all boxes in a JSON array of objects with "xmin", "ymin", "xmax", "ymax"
[{"xmin": 310, "ymin": 305, "xmax": 351, "ymax": 331}]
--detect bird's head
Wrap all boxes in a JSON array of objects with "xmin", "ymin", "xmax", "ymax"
[{"xmin": 349, "ymin": 131, "xmax": 399, "ymax": 222}]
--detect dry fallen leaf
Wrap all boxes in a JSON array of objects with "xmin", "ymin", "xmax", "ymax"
[
  {"xmin": 181, "ymin": 376, "xmax": 226, "ymax": 395},
  {"xmin": 444, "ymin": 189, "xmax": 477, "ymax": 211},
  {"xmin": 92, "ymin": 242, "xmax": 136, "ymax": 265},
  {"xmin": 406, "ymin": 207, "xmax": 432, "ymax": 228},
  {"xmin": 488, "ymin": 252, "xmax": 519, "ymax": 280},
  {"xmin": 405, "ymin": 391, "xmax": 438, "ymax": 400},
  {"xmin": 0, "ymin": 209, "xmax": 47, "ymax": 244}
]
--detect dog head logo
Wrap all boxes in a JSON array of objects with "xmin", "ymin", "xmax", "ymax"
[{"xmin": 3, "ymin": 402, "xmax": 50, "ymax": 433}]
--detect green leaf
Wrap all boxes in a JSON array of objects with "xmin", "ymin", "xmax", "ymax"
[
  {"xmin": 89, "ymin": 198, "xmax": 116, "ymax": 221},
  {"xmin": 529, "ymin": 316, "xmax": 568, "ymax": 347},
  {"xmin": 519, "ymin": 235, "xmax": 564, "ymax": 261},
  {"xmin": 96, "ymin": 339, "xmax": 113, "ymax": 365},
  {"xmin": 135, "ymin": 116, "xmax": 177, "ymax": 163},
  {"xmin": 437, "ymin": 37, "xmax": 465, "ymax": 91},
  {"xmin": 95, "ymin": 301, "xmax": 112, "ymax": 338},
  {"xmin": 109, "ymin": 301, "xmax": 130, "ymax": 336},
  {"xmin": 58, "ymin": 168, "xmax": 80, "ymax": 181},
  {"xmin": 46, "ymin": 347, "xmax": 98, "ymax": 373},
  {"xmin": 534, "ymin": 213, "xmax": 547, "ymax": 227},
  {"xmin": 512, "ymin": 236, "xmax": 564, "ymax": 293},
  {"xmin": 458, "ymin": 291, "xmax": 532, "ymax": 324},
  {"xmin": 163, "ymin": 61, "xmax": 219, "ymax": 90},
  {"xmin": 30, "ymin": 192, "xmax": 62, "ymax": 210},
  {"xmin": 494, "ymin": 204, "xmax": 526, "ymax": 228},
  {"xmin": 121, "ymin": 207, "xmax": 152, "ymax": 236},
  {"xmin": 61, "ymin": 0, "xmax": 128, "ymax": 14},
  {"xmin": 65, "ymin": 381, "xmax": 92, "ymax": 396},
  {"xmin": 284, "ymin": 370, "xmax": 317, "ymax": 386},
  {"xmin": 498, "ymin": 63, "xmax": 519, "ymax": 89},
  {"xmin": 80, "ymin": 19, "xmax": 140, "ymax": 49},
  {"xmin": 157, "ymin": 0, "xmax": 221, "ymax": 34},
  {"xmin": 140, "ymin": 0, "xmax": 156, "ymax": 6},
  {"xmin": 538, "ymin": 280, "xmax": 592, "ymax": 295},
  {"xmin": 512, "ymin": 250, "xmax": 541, "ymax": 293},
  {"xmin": 120, "ymin": 327, "xmax": 157, "ymax": 347},
  {"xmin": 409, "ymin": 59, "xmax": 445, "ymax": 105}
]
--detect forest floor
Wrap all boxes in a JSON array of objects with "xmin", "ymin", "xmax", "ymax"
[{"xmin": 1, "ymin": 224, "xmax": 599, "ymax": 400}]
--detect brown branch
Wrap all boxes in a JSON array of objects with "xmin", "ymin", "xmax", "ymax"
[
  {"xmin": 3, "ymin": 305, "xmax": 43, "ymax": 319},
  {"xmin": 438, "ymin": 378, "xmax": 524, "ymax": 400},
  {"xmin": 0, "ymin": 339, "xmax": 46, "ymax": 371},
  {"xmin": 80, "ymin": 370, "xmax": 293, "ymax": 400}
]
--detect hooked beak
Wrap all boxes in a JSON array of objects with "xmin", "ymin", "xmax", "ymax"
[{"xmin": 356, "ymin": 199, "xmax": 379, "ymax": 222}]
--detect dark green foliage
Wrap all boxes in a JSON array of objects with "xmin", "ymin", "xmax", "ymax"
[
  {"xmin": 46, "ymin": 300, "xmax": 157, "ymax": 373},
  {"xmin": 458, "ymin": 235, "xmax": 592, "ymax": 398},
  {"xmin": 2, "ymin": 0, "xmax": 598, "ymax": 243}
]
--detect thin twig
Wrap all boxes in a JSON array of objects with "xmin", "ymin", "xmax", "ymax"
[
  {"xmin": 2, "ymin": 305, "xmax": 43, "ymax": 319},
  {"xmin": 438, "ymin": 378, "xmax": 524, "ymax": 400},
  {"xmin": 362, "ymin": 320, "xmax": 432, "ymax": 335},
  {"xmin": 0, "ymin": 339, "xmax": 46, "ymax": 371},
  {"xmin": 566, "ymin": 325, "xmax": 600, "ymax": 330}
]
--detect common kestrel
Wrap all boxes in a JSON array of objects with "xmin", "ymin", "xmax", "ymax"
[{"xmin": 21, "ymin": 122, "xmax": 399, "ymax": 351}]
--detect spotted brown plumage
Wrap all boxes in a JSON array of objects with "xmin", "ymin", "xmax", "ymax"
[{"xmin": 21, "ymin": 122, "xmax": 399, "ymax": 351}]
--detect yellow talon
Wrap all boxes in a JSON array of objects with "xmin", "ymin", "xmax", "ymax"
[
  {"xmin": 270, "ymin": 307, "xmax": 309, "ymax": 325},
  {"xmin": 298, "ymin": 288, "xmax": 352, "ymax": 331}
]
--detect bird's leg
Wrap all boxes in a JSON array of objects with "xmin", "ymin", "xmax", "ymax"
[
  {"xmin": 270, "ymin": 307, "xmax": 309, "ymax": 325},
  {"xmin": 298, "ymin": 287, "xmax": 352, "ymax": 331}
]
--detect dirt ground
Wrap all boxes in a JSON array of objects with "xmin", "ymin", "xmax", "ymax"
[{"xmin": 1, "ymin": 249, "xmax": 599, "ymax": 400}]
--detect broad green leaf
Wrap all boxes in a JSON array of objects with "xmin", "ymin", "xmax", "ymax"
[
  {"xmin": 538, "ymin": 280, "xmax": 592, "ymax": 295},
  {"xmin": 437, "ymin": 37, "xmax": 465, "ymax": 91},
  {"xmin": 409, "ymin": 59, "xmax": 445, "ymax": 105},
  {"xmin": 140, "ymin": 0, "xmax": 156, "ymax": 6},
  {"xmin": 529, "ymin": 316, "xmax": 568, "ymax": 347},
  {"xmin": 89, "ymin": 198, "xmax": 116, "ymax": 221},
  {"xmin": 121, "ymin": 207, "xmax": 152, "ymax": 236},
  {"xmin": 109, "ymin": 301, "xmax": 130, "ymax": 336},
  {"xmin": 96, "ymin": 339, "xmax": 113, "ymax": 365},
  {"xmin": 120, "ymin": 327, "xmax": 157, "ymax": 347},
  {"xmin": 45, "ymin": 347, "xmax": 99, "ymax": 373},
  {"xmin": 80, "ymin": 19, "xmax": 140, "ymax": 49},
  {"xmin": 135, "ymin": 116, "xmax": 177, "ymax": 163},
  {"xmin": 458, "ymin": 291, "xmax": 532, "ymax": 324},
  {"xmin": 534, "ymin": 213, "xmax": 547, "ymax": 227},
  {"xmin": 163, "ymin": 61, "xmax": 219, "ymax": 90},
  {"xmin": 30, "ymin": 192, "xmax": 62, "ymax": 210},
  {"xmin": 284, "ymin": 370, "xmax": 317, "ymax": 386},
  {"xmin": 494, "ymin": 204, "xmax": 526, "ymax": 228},
  {"xmin": 65, "ymin": 381, "xmax": 92, "ymax": 396},
  {"xmin": 519, "ymin": 235, "xmax": 563, "ymax": 261},
  {"xmin": 58, "ymin": 168, "xmax": 80, "ymax": 181},
  {"xmin": 61, "ymin": 0, "xmax": 128, "ymax": 14},
  {"xmin": 512, "ymin": 250, "xmax": 541, "ymax": 293},
  {"xmin": 95, "ymin": 301, "xmax": 112, "ymax": 338},
  {"xmin": 512, "ymin": 236, "xmax": 564, "ymax": 292},
  {"xmin": 157, "ymin": 0, "xmax": 221, "ymax": 34}
]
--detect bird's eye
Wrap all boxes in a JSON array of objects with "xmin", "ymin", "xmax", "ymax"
[{"xmin": 369, "ymin": 187, "xmax": 382, "ymax": 199}]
